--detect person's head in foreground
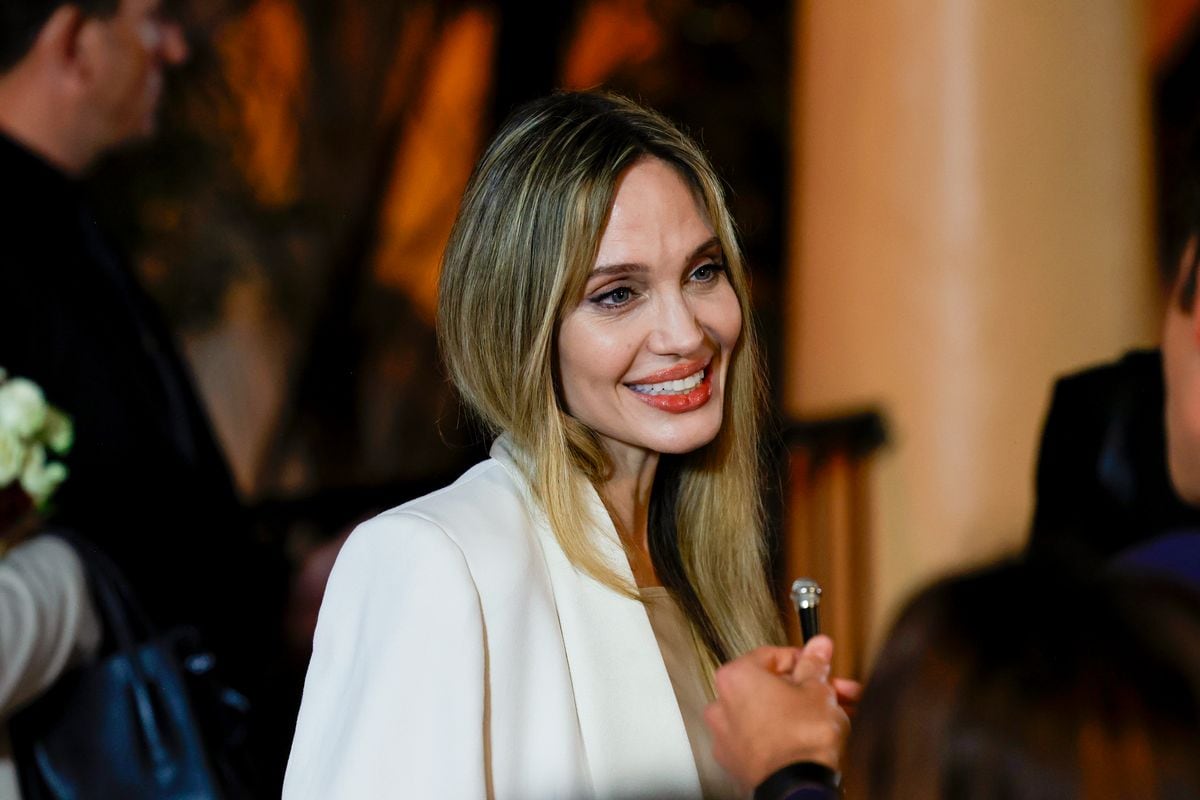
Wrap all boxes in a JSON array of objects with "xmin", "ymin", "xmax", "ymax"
[
  {"xmin": 845, "ymin": 560, "xmax": 1200, "ymax": 799},
  {"xmin": 438, "ymin": 90, "xmax": 782, "ymax": 663}
]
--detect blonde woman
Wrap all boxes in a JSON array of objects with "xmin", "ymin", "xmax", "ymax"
[{"xmin": 284, "ymin": 92, "xmax": 847, "ymax": 800}]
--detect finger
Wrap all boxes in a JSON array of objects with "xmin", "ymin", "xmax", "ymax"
[
  {"xmin": 715, "ymin": 648, "xmax": 796, "ymax": 699},
  {"xmin": 702, "ymin": 701, "xmax": 730, "ymax": 746},
  {"xmin": 833, "ymin": 678, "xmax": 863, "ymax": 705},
  {"xmin": 744, "ymin": 645, "xmax": 802, "ymax": 674},
  {"xmin": 790, "ymin": 635, "xmax": 833, "ymax": 683}
]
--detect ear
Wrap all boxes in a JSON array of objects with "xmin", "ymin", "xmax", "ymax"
[
  {"xmin": 1179, "ymin": 237, "xmax": 1200, "ymax": 345},
  {"xmin": 31, "ymin": 5, "xmax": 89, "ymax": 86}
]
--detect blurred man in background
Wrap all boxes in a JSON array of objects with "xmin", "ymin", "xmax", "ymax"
[{"xmin": 0, "ymin": 0, "xmax": 289, "ymax": 790}]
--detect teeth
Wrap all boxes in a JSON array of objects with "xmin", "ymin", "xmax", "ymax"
[{"xmin": 630, "ymin": 369, "xmax": 705, "ymax": 396}]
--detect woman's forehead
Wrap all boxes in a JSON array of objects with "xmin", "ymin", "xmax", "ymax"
[{"xmin": 593, "ymin": 159, "xmax": 715, "ymax": 255}]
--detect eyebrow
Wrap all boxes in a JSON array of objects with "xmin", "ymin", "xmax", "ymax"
[{"xmin": 589, "ymin": 236, "xmax": 723, "ymax": 278}]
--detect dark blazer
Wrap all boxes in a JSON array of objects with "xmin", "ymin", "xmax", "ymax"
[
  {"xmin": 0, "ymin": 132, "xmax": 281, "ymax": 689},
  {"xmin": 1028, "ymin": 349, "xmax": 1200, "ymax": 564}
]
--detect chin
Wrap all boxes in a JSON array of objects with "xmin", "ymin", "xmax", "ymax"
[
  {"xmin": 1168, "ymin": 445, "xmax": 1200, "ymax": 506},
  {"xmin": 643, "ymin": 416, "xmax": 724, "ymax": 456},
  {"xmin": 651, "ymin": 438, "xmax": 716, "ymax": 456},
  {"xmin": 1165, "ymin": 385, "xmax": 1200, "ymax": 506},
  {"xmin": 137, "ymin": 115, "xmax": 159, "ymax": 139},
  {"xmin": 109, "ymin": 124, "xmax": 155, "ymax": 153}
]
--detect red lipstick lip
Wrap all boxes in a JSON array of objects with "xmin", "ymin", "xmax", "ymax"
[
  {"xmin": 627, "ymin": 368, "xmax": 714, "ymax": 413},
  {"xmin": 624, "ymin": 359, "xmax": 710, "ymax": 387}
]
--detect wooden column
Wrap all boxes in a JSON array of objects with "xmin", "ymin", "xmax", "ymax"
[{"xmin": 786, "ymin": 0, "xmax": 1160, "ymax": 655}]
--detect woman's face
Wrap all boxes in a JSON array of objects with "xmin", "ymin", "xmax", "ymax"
[{"xmin": 557, "ymin": 157, "xmax": 742, "ymax": 467}]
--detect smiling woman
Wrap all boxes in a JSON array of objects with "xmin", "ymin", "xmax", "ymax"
[
  {"xmin": 283, "ymin": 92, "xmax": 846, "ymax": 800},
  {"xmin": 558, "ymin": 160, "xmax": 741, "ymax": 462}
]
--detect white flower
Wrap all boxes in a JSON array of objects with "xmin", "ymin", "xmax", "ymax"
[
  {"xmin": 0, "ymin": 370, "xmax": 72, "ymax": 506},
  {"xmin": 20, "ymin": 444, "xmax": 67, "ymax": 506},
  {"xmin": 0, "ymin": 428, "xmax": 23, "ymax": 486},
  {"xmin": 0, "ymin": 378, "xmax": 48, "ymax": 439},
  {"xmin": 42, "ymin": 408, "xmax": 74, "ymax": 454}
]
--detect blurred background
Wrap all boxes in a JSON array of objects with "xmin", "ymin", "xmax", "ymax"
[{"xmin": 86, "ymin": 0, "xmax": 1200, "ymax": 674}]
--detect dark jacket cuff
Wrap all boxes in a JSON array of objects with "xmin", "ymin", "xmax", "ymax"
[{"xmin": 753, "ymin": 761, "xmax": 841, "ymax": 800}]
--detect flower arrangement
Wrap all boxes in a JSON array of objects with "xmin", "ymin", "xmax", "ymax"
[{"xmin": 0, "ymin": 367, "xmax": 73, "ymax": 547}]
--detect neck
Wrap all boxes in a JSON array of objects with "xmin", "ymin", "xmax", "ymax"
[
  {"xmin": 0, "ymin": 75, "xmax": 95, "ymax": 176},
  {"xmin": 598, "ymin": 447, "xmax": 660, "ymax": 587}
]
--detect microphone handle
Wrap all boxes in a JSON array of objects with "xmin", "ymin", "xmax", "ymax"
[{"xmin": 798, "ymin": 605, "xmax": 820, "ymax": 643}]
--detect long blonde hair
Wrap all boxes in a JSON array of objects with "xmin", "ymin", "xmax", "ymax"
[{"xmin": 438, "ymin": 92, "xmax": 782, "ymax": 662}]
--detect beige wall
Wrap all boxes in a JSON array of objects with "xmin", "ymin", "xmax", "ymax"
[{"xmin": 787, "ymin": 1, "xmax": 1162, "ymax": 644}]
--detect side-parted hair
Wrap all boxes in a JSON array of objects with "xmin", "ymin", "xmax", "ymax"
[
  {"xmin": 845, "ymin": 560, "xmax": 1200, "ymax": 799},
  {"xmin": 0, "ymin": 0, "xmax": 119, "ymax": 72},
  {"xmin": 438, "ymin": 91, "xmax": 782, "ymax": 664}
]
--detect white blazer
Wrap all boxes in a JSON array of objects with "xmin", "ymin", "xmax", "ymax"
[{"xmin": 283, "ymin": 436, "xmax": 703, "ymax": 800}]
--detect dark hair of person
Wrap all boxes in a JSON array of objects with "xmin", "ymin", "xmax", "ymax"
[
  {"xmin": 844, "ymin": 559, "xmax": 1200, "ymax": 799},
  {"xmin": 648, "ymin": 454, "xmax": 726, "ymax": 662},
  {"xmin": 0, "ymin": 0, "xmax": 120, "ymax": 72}
]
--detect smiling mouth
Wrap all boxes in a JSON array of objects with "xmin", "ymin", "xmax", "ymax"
[
  {"xmin": 628, "ymin": 368, "xmax": 706, "ymax": 396},
  {"xmin": 626, "ymin": 367, "xmax": 714, "ymax": 413}
]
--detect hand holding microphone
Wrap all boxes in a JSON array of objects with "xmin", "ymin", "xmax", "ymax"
[
  {"xmin": 704, "ymin": 576, "xmax": 859, "ymax": 790},
  {"xmin": 790, "ymin": 577, "xmax": 860, "ymax": 711}
]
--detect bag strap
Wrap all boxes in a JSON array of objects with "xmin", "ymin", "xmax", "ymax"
[
  {"xmin": 51, "ymin": 532, "xmax": 178, "ymax": 770},
  {"xmin": 53, "ymin": 531, "xmax": 157, "ymax": 652}
]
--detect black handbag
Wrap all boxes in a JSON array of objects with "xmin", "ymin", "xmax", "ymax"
[{"xmin": 11, "ymin": 536, "xmax": 257, "ymax": 799}]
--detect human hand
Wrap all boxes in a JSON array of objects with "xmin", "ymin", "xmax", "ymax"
[
  {"xmin": 703, "ymin": 636, "xmax": 850, "ymax": 793},
  {"xmin": 757, "ymin": 643, "xmax": 863, "ymax": 713},
  {"xmin": 832, "ymin": 677, "xmax": 862, "ymax": 716},
  {"xmin": 712, "ymin": 641, "xmax": 862, "ymax": 712}
]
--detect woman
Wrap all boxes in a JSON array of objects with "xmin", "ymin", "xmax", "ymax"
[
  {"xmin": 843, "ymin": 560, "xmax": 1200, "ymax": 799},
  {"xmin": 284, "ymin": 92, "xmax": 843, "ymax": 799}
]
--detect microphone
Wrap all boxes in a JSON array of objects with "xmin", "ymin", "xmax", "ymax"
[{"xmin": 790, "ymin": 578, "xmax": 822, "ymax": 644}]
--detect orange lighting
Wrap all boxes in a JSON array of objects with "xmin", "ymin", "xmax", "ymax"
[
  {"xmin": 216, "ymin": 0, "xmax": 308, "ymax": 208},
  {"xmin": 561, "ymin": 0, "xmax": 663, "ymax": 90},
  {"xmin": 371, "ymin": 8, "xmax": 498, "ymax": 324}
]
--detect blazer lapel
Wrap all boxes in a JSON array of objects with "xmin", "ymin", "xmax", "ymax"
[{"xmin": 490, "ymin": 438, "xmax": 702, "ymax": 800}]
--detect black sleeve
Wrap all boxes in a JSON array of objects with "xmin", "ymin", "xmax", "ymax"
[
  {"xmin": 754, "ymin": 761, "xmax": 841, "ymax": 800},
  {"xmin": 1028, "ymin": 371, "xmax": 1104, "ymax": 559},
  {"xmin": 1027, "ymin": 350, "xmax": 1198, "ymax": 564}
]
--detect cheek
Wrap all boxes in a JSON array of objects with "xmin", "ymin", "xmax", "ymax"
[
  {"xmin": 557, "ymin": 315, "xmax": 644, "ymax": 410},
  {"xmin": 116, "ymin": 29, "xmax": 155, "ymax": 84},
  {"xmin": 710, "ymin": 287, "xmax": 743, "ymax": 350},
  {"xmin": 557, "ymin": 318, "xmax": 613, "ymax": 409},
  {"xmin": 1163, "ymin": 315, "xmax": 1200, "ymax": 501}
]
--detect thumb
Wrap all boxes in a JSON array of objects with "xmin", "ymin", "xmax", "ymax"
[{"xmin": 791, "ymin": 634, "xmax": 833, "ymax": 683}]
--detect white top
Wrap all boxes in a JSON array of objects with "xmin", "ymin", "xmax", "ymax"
[
  {"xmin": 283, "ymin": 436, "xmax": 703, "ymax": 799},
  {"xmin": 0, "ymin": 535, "xmax": 102, "ymax": 800}
]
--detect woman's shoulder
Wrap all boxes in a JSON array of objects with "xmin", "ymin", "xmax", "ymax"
[
  {"xmin": 389, "ymin": 454, "xmax": 532, "ymax": 528},
  {"xmin": 339, "ymin": 455, "xmax": 541, "ymax": 571}
]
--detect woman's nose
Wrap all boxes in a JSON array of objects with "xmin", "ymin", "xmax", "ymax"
[{"xmin": 648, "ymin": 293, "xmax": 705, "ymax": 356}]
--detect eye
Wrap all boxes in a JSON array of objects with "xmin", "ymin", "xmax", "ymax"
[
  {"xmin": 589, "ymin": 285, "xmax": 637, "ymax": 308},
  {"xmin": 690, "ymin": 262, "xmax": 726, "ymax": 283}
]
